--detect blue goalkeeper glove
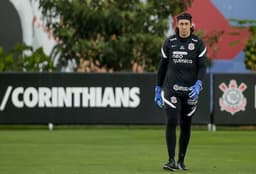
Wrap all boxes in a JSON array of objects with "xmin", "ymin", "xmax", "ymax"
[
  {"xmin": 189, "ymin": 80, "xmax": 202, "ymax": 100},
  {"xmin": 154, "ymin": 86, "xmax": 164, "ymax": 108}
]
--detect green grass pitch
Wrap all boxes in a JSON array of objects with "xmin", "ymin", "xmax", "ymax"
[{"xmin": 0, "ymin": 126, "xmax": 255, "ymax": 174}]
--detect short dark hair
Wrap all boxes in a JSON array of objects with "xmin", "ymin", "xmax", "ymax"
[
  {"xmin": 177, "ymin": 12, "xmax": 192, "ymax": 22},
  {"xmin": 175, "ymin": 13, "xmax": 194, "ymax": 34}
]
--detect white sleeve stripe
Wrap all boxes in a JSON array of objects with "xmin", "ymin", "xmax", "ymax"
[
  {"xmin": 161, "ymin": 48, "xmax": 168, "ymax": 58},
  {"xmin": 198, "ymin": 47, "xmax": 207, "ymax": 57}
]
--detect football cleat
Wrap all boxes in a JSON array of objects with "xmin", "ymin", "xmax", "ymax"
[
  {"xmin": 163, "ymin": 159, "xmax": 177, "ymax": 172},
  {"xmin": 177, "ymin": 161, "xmax": 189, "ymax": 170}
]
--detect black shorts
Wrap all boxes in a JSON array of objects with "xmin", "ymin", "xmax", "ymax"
[{"xmin": 162, "ymin": 88, "xmax": 198, "ymax": 117}]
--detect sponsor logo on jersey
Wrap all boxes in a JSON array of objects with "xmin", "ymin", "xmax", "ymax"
[
  {"xmin": 172, "ymin": 51, "xmax": 187, "ymax": 59},
  {"xmin": 172, "ymin": 51, "xmax": 192, "ymax": 64},
  {"xmin": 169, "ymin": 38, "xmax": 177, "ymax": 41},
  {"xmin": 171, "ymin": 49, "xmax": 194, "ymax": 64},
  {"xmin": 173, "ymin": 84, "xmax": 189, "ymax": 91},
  {"xmin": 219, "ymin": 80, "xmax": 247, "ymax": 115},
  {"xmin": 180, "ymin": 45, "xmax": 185, "ymax": 50},
  {"xmin": 173, "ymin": 51, "xmax": 188, "ymax": 55},
  {"xmin": 191, "ymin": 38, "xmax": 198, "ymax": 42}
]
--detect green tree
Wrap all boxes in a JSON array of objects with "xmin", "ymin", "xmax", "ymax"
[
  {"xmin": 0, "ymin": 47, "xmax": 15, "ymax": 71},
  {"xmin": 244, "ymin": 22, "xmax": 256, "ymax": 71},
  {"xmin": 0, "ymin": 44, "xmax": 55, "ymax": 72},
  {"xmin": 230, "ymin": 19, "xmax": 256, "ymax": 71},
  {"xmin": 39, "ymin": 0, "xmax": 192, "ymax": 72}
]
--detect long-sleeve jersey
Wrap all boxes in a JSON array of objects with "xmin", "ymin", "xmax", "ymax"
[{"xmin": 157, "ymin": 34, "xmax": 207, "ymax": 89}]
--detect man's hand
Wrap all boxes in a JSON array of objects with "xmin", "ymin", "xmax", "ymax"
[
  {"xmin": 154, "ymin": 86, "xmax": 164, "ymax": 108},
  {"xmin": 189, "ymin": 80, "xmax": 202, "ymax": 100}
]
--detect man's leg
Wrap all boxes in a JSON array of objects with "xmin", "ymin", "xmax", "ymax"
[
  {"xmin": 163, "ymin": 96, "xmax": 181, "ymax": 171},
  {"xmin": 165, "ymin": 107, "xmax": 178, "ymax": 161},
  {"xmin": 177, "ymin": 98, "xmax": 197, "ymax": 170},
  {"xmin": 178, "ymin": 114, "xmax": 192, "ymax": 165}
]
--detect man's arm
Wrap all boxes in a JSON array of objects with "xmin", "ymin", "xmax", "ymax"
[
  {"xmin": 154, "ymin": 39, "xmax": 170, "ymax": 108},
  {"xmin": 157, "ymin": 39, "xmax": 170, "ymax": 87},
  {"xmin": 188, "ymin": 40, "xmax": 207, "ymax": 100},
  {"xmin": 157, "ymin": 58, "xmax": 168, "ymax": 87},
  {"xmin": 197, "ymin": 40, "xmax": 207, "ymax": 81}
]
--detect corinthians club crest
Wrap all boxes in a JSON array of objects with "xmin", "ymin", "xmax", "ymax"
[
  {"xmin": 188, "ymin": 43, "xmax": 195, "ymax": 50},
  {"xmin": 219, "ymin": 80, "xmax": 247, "ymax": 115}
]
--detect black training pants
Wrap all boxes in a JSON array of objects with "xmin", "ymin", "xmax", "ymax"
[{"xmin": 163, "ymin": 90, "xmax": 198, "ymax": 162}]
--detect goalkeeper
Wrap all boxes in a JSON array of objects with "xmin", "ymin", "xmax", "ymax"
[{"xmin": 154, "ymin": 12, "xmax": 207, "ymax": 171}]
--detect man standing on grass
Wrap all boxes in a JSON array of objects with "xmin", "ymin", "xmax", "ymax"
[{"xmin": 154, "ymin": 12, "xmax": 207, "ymax": 171}]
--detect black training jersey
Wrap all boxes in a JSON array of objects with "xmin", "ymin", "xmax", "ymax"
[{"xmin": 157, "ymin": 34, "xmax": 207, "ymax": 89}]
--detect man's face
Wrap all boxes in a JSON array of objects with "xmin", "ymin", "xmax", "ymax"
[{"xmin": 177, "ymin": 19, "xmax": 191, "ymax": 38}]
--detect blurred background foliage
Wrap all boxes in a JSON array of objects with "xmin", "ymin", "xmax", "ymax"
[
  {"xmin": 230, "ymin": 19, "xmax": 256, "ymax": 71},
  {"xmin": 245, "ymin": 26, "xmax": 256, "ymax": 71},
  {"xmin": 242, "ymin": 21, "xmax": 256, "ymax": 71},
  {"xmin": 0, "ymin": 44, "xmax": 55, "ymax": 72},
  {"xmin": 39, "ymin": 0, "xmax": 193, "ymax": 72},
  {"xmin": 0, "ymin": 0, "xmax": 226, "ymax": 72}
]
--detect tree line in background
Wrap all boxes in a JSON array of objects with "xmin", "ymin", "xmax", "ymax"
[
  {"xmin": 1, "ymin": 0, "xmax": 193, "ymax": 72},
  {"xmin": 0, "ymin": 0, "xmax": 255, "ymax": 72},
  {"xmin": 39, "ymin": 0, "xmax": 192, "ymax": 72}
]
